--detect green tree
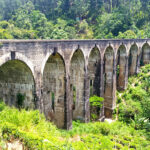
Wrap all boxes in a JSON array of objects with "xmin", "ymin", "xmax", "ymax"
[{"xmin": 117, "ymin": 30, "xmax": 137, "ymax": 39}]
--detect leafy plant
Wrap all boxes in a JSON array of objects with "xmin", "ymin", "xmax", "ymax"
[
  {"xmin": 89, "ymin": 95, "xmax": 104, "ymax": 108},
  {"xmin": 89, "ymin": 95, "xmax": 104, "ymax": 121}
]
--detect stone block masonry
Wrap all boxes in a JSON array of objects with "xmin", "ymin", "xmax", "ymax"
[{"xmin": 0, "ymin": 39, "xmax": 150, "ymax": 129}]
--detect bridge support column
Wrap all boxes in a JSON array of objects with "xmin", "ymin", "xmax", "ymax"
[
  {"xmin": 84, "ymin": 67, "xmax": 90, "ymax": 123},
  {"xmin": 136, "ymin": 47, "xmax": 142, "ymax": 74},
  {"xmin": 125, "ymin": 56, "xmax": 129, "ymax": 89},
  {"xmin": 99, "ymin": 59, "xmax": 105, "ymax": 120},
  {"xmin": 65, "ymin": 67, "xmax": 72, "ymax": 130},
  {"xmin": 103, "ymin": 48, "xmax": 116, "ymax": 118},
  {"xmin": 34, "ymin": 72, "xmax": 43, "ymax": 112},
  {"xmin": 65, "ymin": 74, "xmax": 73, "ymax": 130}
]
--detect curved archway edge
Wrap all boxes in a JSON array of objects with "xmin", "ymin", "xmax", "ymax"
[{"xmin": 0, "ymin": 52, "xmax": 35, "ymax": 78}]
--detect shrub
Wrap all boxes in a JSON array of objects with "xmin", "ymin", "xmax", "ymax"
[{"xmin": 89, "ymin": 95, "xmax": 104, "ymax": 120}]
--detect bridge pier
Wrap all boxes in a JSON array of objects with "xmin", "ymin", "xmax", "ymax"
[
  {"xmin": 103, "ymin": 46, "xmax": 116, "ymax": 118},
  {"xmin": 34, "ymin": 72, "xmax": 43, "ymax": 112},
  {"xmin": 64, "ymin": 74, "xmax": 73, "ymax": 130},
  {"xmin": 0, "ymin": 39, "xmax": 149, "ymax": 129}
]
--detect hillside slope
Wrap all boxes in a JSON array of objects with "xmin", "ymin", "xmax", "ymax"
[{"xmin": 0, "ymin": 65, "xmax": 150, "ymax": 149}]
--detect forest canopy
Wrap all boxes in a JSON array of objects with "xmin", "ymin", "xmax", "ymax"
[{"xmin": 0, "ymin": 0, "xmax": 150, "ymax": 39}]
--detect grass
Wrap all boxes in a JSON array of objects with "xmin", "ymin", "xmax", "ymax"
[
  {"xmin": 0, "ymin": 101, "xmax": 149, "ymax": 149},
  {"xmin": 0, "ymin": 65, "xmax": 150, "ymax": 149}
]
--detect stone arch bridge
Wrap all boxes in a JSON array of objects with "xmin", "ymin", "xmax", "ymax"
[{"xmin": 0, "ymin": 39, "xmax": 150, "ymax": 129}]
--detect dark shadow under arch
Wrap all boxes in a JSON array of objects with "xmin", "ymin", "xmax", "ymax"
[
  {"xmin": 70, "ymin": 49, "xmax": 85, "ymax": 121},
  {"xmin": 128, "ymin": 44, "xmax": 138, "ymax": 76},
  {"xmin": 0, "ymin": 60, "xmax": 36, "ymax": 109},
  {"xmin": 43, "ymin": 53, "xmax": 66, "ymax": 128},
  {"xmin": 104, "ymin": 46, "xmax": 114, "ymax": 97},
  {"xmin": 116, "ymin": 45, "xmax": 127, "ymax": 90},
  {"xmin": 103, "ymin": 46, "xmax": 114, "ymax": 117},
  {"xmin": 141, "ymin": 43, "xmax": 150, "ymax": 66},
  {"xmin": 88, "ymin": 47, "xmax": 101, "ymax": 119},
  {"xmin": 88, "ymin": 47, "xmax": 101, "ymax": 96}
]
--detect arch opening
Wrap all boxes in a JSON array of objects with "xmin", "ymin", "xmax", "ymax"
[
  {"xmin": 70, "ymin": 49, "xmax": 85, "ymax": 121},
  {"xmin": 140, "ymin": 43, "xmax": 150, "ymax": 66},
  {"xmin": 88, "ymin": 47, "xmax": 101, "ymax": 97},
  {"xmin": 43, "ymin": 53, "xmax": 65, "ymax": 128},
  {"xmin": 128, "ymin": 44, "xmax": 138, "ymax": 76},
  {"xmin": 104, "ymin": 46, "xmax": 114, "ymax": 117},
  {"xmin": 0, "ymin": 60, "xmax": 35, "ymax": 109},
  {"xmin": 88, "ymin": 47, "xmax": 101, "ymax": 119},
  {"xmin": 116, "ymin": 45, "xmax": 127, "ymax": 91}
]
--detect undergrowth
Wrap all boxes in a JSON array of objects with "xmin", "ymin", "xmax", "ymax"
[
  {"xmin": 0, "ymin": 65, "xmax": 150, "ymax": 149},
  {"xmin": 0, "ymin": 101, "xmax": 149, "ymax": 149},
  {"xmin": 116, "ymin": 64, "xmax": 150, "ymax": 133}
]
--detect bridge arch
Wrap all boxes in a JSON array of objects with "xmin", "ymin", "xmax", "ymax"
[
  {"xmin": 70, "ymin": 49, "xmax": 85, "ymax": 121},
  {"xmin": 116, "ymin": 44, "xmax": 127, "ymax": 90},
  {"xmin": 88, "ymin": 46, "xmax": 101, "ymax": 119},
  {"xmin": 0, "ymin": 58, "xmax": 36, "ymax": 109},
  {"xmin": 128, "ymin": 43, "xmax": 138, "ymax": 75},
  {"xmin": 0, "ymin": 52, "xmax": 34, "ymax": 76},
  {"xmin": 42, "ymin": 52, "xmax": 66, "ymax": 128},
  {"xmin": 88, "ymin": 46, "xmax": 101, "ymax": 97},
  {"xmin": 140, "ymin": 43, "xmax": 150, "ymax": 66},
  {"xmin": 103, "ymin": 44, "xmax": 115, "ymax": 56},
  {"xmin": 41, "ymin": 51, "xmax": 64, "ymax": 75}
]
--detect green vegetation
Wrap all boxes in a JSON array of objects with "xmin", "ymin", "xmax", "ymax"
[
  {"xmin": 0, "ymin": 0, "xmax": 150, "ymax": 39},
  {"xmin": 89, "ymin": 95, "xmax": 104, "ymax": 120},
  {"xmin": 116, "ymin": 64, "xmax": 150, "ymax": 133},
  {"xmin": 1, "ymin": 63, "xmax": 150, "ymax": 150},
  {"xmin": 0, "ymin": 100, "xmax": 149, "ymax": 149},
  {"xmin": 89, "ymin": 95, "xmax": 104, "ymax": 108},
  {"xmin": 0, "ymin": 1, "xmax": 150, "ymax": 149}
]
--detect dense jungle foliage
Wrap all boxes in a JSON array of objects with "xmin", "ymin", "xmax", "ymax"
[
  {"xmin": 0, "ymin": 65, "xmax": 150, "ymax": 149},
  {"xmin": 0, "ymin": 0, "xmax": 150, "ymax": 39}
]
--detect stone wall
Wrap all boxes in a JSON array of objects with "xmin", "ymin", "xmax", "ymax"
[
  {"xmin": 70, "ymin": 49, "xmax": 85, "ymax": 121},
  {"xmin": 0, "ymin": 39, "xmax": 150, "ymax": 129},
  {"xmin": 116, "ymin": 45, "xmax": 127, "ymax": 90},
  {"xmin": 141, "ymin": 43, "xmax": 150, "ymax": 65},
  {"xmin": 104, "ymin": 46, "xmax": 115, "ymax": 117},
  {"xmin": 129, "ymin": 44, "xmax": 138, "ymax": 75},
  {"xmin": 43, "ymin": 53, "xmax": 65, "ymax": 128},
  {"xmin": 88, "ymin": 47, "xmax": 101, "ymax": 97},
  {"xmin": 88, "ymin": 47, "xmax": 101, "ymax": 119},
  {"xmin": 0, "ymin": 60, "xmax": 35, "ymax": 109}
]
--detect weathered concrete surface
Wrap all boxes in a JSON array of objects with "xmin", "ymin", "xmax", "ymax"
[
  {"xmin": 116, "ymin": 45, "xmax": 127, "ymax": 91},
  {"xmin": 0, "ymin": 60, "xmax": 35, "ymax": 109},
  {"xmin": 43, "ymin": 53, "xmax": 65, "ymax": 128},
  {"xmin": 141, "ymin": 43, "xmax": 150, "ymax": 65},
  {"xmin": 0, "ymin": 39, "xmax": 150, "ymax": 129},
  {"xmin": 70, "ymin": 49, "xmax": 85, "ymax": 121},
  {"xmin": 129, "ymin": 44, "xmax": 138, "ymax": 75},
  {"xmin": 88, "ymin": 47, "xmax": 101, "ymax": 120}
]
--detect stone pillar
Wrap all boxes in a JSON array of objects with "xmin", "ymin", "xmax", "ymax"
[
  {"xmin": 136, "ymin": 47, "xmax": 142, "ymax": 74},
  {"xmin": 34, "ymin": 72, "xmax": 43, "ymax": 112},
  {"xmin": 129, "ymin": 46, "xmax": 138, "ymax": 76},
  {"xmin": 104, "ymin": 54, "xmax": 116, "ymax": 118},
  {"xmin": 65, "ymin": 65, "xmax": 72, "ymax": 130},
  {"xmin": 124, "ymin": 55, "xmax": 129, "ymax": 89},
  {"xmin": 117, "ymin": 50, "xmax": 127, "ymax": 91},
  {"xmin": 112, "ymin": 56, "xmax": 117, "ymax": 110},
  {"xmin": 99, "ymin": 58, "xmax": 105, "ymax": 120},
  {"xmin": 84, "ymin": 64, "xmax": 90, "ymax": 123}
]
